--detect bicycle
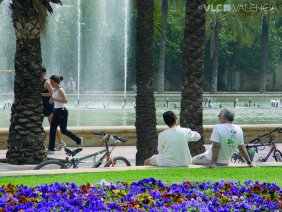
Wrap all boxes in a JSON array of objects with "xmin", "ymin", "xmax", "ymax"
[
  {"xmin": 34, "ymin": 131, "xmax": 131, "ymax": 170},
  {"xmin": 231, "ymin": 127, "xmax": 282, "ymax": 163}
]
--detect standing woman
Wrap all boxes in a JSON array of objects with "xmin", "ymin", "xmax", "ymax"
[
  {"xmin": 41, "ymin": 67, "xmax": 65, "ymax": 150},
  {"xmin": 48, "ymin": 75, "xmax": 83, "ymax": 154}
]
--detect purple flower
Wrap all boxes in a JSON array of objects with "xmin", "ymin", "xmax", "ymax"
[{"xmin": 0, "ymin": 178, "xmax": 281, "ymax": 211}]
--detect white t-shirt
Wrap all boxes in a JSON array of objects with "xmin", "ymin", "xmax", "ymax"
[
  {"xmin": 155, "ymin": 126, "xmax": 201, "ymax": 167},
  {"xmin": 53, "ymin": 89, "xmax": 65, "ymax": 109},
  {"xmin": 205, "ymin": 123, "xmax": 244, "ymax": 164}
]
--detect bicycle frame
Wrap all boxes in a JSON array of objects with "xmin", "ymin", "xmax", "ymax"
[
  {"xmin": 34, "ymin": 131, "xmax": 131, "ymax": 170},
  {"xmin": 245, "ymin": 142, "xmax": 278, "ymax": 162},
  {"xmin": 66, "ymin": 142, "xmax": 116, "ymax": 168},
  {"xmin": 232, "ymin": 127, "xmax": 282, "ymax": 163}
]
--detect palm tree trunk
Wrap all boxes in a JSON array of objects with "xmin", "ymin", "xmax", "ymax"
[
  {"xmin": 272, "ymin": 71, "xmax": 276, "ymax": 91},
  {"xmin": 180, "ymin": 0, "xmax": 207, "ymax": 156},
  {"xmin": 210, "ymin": 20, "xmax": 220, "ymax": 94},
  {"xmin": 240, "ymin": 71, "xmax": 244, "ymax": 91},
  {"xmin": 259, "ymin": 15, "xmax": 270, "ymax": 94},
  {"xmin": 157, "ymin": 0, "xmax": 168, "ymax": 94},
  {"xmin": 6, "ymin": 0, "xmax": 46, "ymax": 164},
  {"xmin": 135, "ymin": 0, "xmax": 158, "ymax": 165},
  {"xmin": 228, "ymin": 66, "xmax": 234, "ymax": 91}
]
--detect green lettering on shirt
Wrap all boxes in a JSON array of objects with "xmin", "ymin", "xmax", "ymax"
[{"xmin": 227, "ymin": 138, "xmax": 235, "ymax": 145}]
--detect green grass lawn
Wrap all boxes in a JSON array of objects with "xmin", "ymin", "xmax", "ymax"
[{"xmin": 1, "ymin": 166, "xmax": 281, "ymax": 187}]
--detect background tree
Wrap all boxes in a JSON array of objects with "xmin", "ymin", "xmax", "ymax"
[
  {"xmin": 135, "ymin": 0, "xmax": 158, "ymax": 166},
  {"xmin": 153, "ymin": 2, "xmax": 185, "ymax": 92},
  {"xmin": 6, "ymin": 0, "xmax": 62, "ymax": 164},
  {"xmin": 156, "ymin": 0, "xmax": 186, "ymax": 93},
  {"xmin": 180, "ymin": 0, "xmax": 207, "ymax": 156},
  {"xmin": 216, "ymin": 17, "xmax": 282, "ymax": 92},
  {"xmin": 237, "ymin": 0, "xmax": 281, "ymax": 93},
  {"xmin": 259, "ymin": 14, "xmax": 270, "ymax": 94},
  {"xmin": 206, "ymin": 0, "xmax": 253, "ymax": 93},
  {"xmin": 157, "ymin": 0, "xmax": 168, "ymax": 93},
  {"xmin": 256, "ymin": 1, "xmax": 282, "ymax": 93}
]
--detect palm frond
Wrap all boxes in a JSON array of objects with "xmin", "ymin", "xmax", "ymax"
[
  {"xmin": 33, "ymin": 0, "xmax": 48, "ymax": 31},
  {"xmin": 206, "ymin": 3, "xmax": 254, "ymax": 47},
  {"xmin": 32, "ymin": 0, "xmax": 63, "ymax": 32},
  {"xmin": 153, "ymin": 0, "xmax": 162, "ymax": 37},
  {"xmin": 168, "ymin": 0, "xmax": 185, "ymax": 10},
  {"xmin": 226, "ymin": 14, "xmax": 254, "ymax": 46},
  {"xmin": 235, "ymin": 0, "xmax": 282, "ymax": 19},
  {"xmin": 50, "ymin": 0, "xmax": 63, "ymax": 5},
  {"xmin": 208, "ymin": 0, "xmax": 227, "ymax": 5}
]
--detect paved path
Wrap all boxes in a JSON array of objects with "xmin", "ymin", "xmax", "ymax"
[{"xmin": 0, "ymin": 145, "xmax": 281, "ymax": 177}]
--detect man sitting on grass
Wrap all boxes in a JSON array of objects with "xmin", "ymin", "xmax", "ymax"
[
  {"xmin": 144, "ymin": 111, "xmax": 201, "ymax": 167},
  {"xmin": 192, "ymin": 108, "xmax": 254, "ymax": 168}
]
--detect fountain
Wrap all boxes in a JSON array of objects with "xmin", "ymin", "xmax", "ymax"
[
  {"xmin": 76, "ymin": 0, "xmax": 127, "ymax": 94},
  {"xmin": 1, "ymin": 0, "xmax": 282, "ymax": 128},
  {"xmin": 123, "ymin": 0, "xmax": 130, "ymax": 107},
  {"xmin": 77, "ymin": 0, "xmax": 81, "ymax": 107},
  {"xmin": 0, "ymin": 0, "xmax": 15, "ymax": 94},
  {"xmin": 41, "ymin": 0, "xmax": 75, "ymax": 87},
  {"xmin": 40, "ymin": 0, "xmax": 132, "ymax": 108},
  {"xmin": 42, "ymin": 5, "xmax": 60, "ymax": 74}
]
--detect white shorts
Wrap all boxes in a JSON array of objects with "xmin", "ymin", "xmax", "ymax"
[
  {"xmin": 192, "ymin": 153, "xmax": 211, "ymax": 165},
  {"xmin": 192, "ymin": 152, "xmax": 229, "ymax": 166},
  {"xmin": 148, "ymin": 154, "xmax": 158, "ymax": 166}
]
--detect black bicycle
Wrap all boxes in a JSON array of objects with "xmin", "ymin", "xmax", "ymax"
[
  {"xmin": 34, "ymin": 131, "xmax": 131, "ymax": 170},
  {"xmin": 231, "ymin": 127, "xmax": 282, "ymax": 163}
]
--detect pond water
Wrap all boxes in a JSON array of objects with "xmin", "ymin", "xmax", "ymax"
[{"xmin": 0, "ymin": 95, "xmax": 281, "ymax": 128}]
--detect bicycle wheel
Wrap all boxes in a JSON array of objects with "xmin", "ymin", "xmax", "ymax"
[
  {"xmin": 104, "ymin": 156, "xmax": 131, "ymax": 167},
  {"xmin": 274, "ymin": 150, "xmax": 282, "ymax": 162},
  {"xmin": 34, "ymin": 160, "xmax": 67, "ymax": 170}
]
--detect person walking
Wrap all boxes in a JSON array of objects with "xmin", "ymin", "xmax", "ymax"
[
  {"xmin": 47, "ymin": 75, "xmax": 83, "ymax": 154},
  {"xmin": 192, "ymin": 108, "xmax": 254, "ymax": 168},
  {"xmin": 144, "ymin": 111, "xmax": 201, "ymax": 167},
  {"xmin": 41, "ymin": 67, "xmax": 65, "ymax": 151}
]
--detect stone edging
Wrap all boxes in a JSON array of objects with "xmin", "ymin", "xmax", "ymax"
[{"xmin": 0, "ymin": 124, "xmax": 281, "ymax": 149}]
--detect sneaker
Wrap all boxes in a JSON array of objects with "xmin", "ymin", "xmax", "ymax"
[
  {"xmin": 47, "ymin": 150, "xmax": 55, "ymax": 155},
  {"xmin": 79, "ymin": 137, "xmax": 84, "ymax": 147},
  {"xmin": 55, "ymin": 141, "xmax": 66, "ymax": 151}
]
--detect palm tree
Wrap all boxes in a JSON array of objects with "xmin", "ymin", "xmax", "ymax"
[
  {"xmin": 207, "ymin": 0, "xmax": 254, "ymax": 93},
  {"xmin": 135, "ymin": 0, "xmax": 158, "ymax": 166},
  {"xmin": 157, "ymin": 0, "xmax": 168, "ymax": 94},
  {"xmin": 6, "ymin": 0, "xmax": 62, "ymax": 164},
  {"xmin": 259, "ymin": 14, "xmax": 270, "ymax": 93},
  {"xmin": 237, "ymin": 0, "xmax": 281, "ymax": 93},
  {"xmin": 255, "ymin": 7, "xmax": 281, "ymax": 94},
  {"xmin": 156, "ymin": 0, "xmax": 185, "ymax": 93},
  {"xmin": 180, "ymin": 0, "xmax": 207, "ymax": 156}
]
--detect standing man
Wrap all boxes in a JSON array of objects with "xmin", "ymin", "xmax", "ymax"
[
  {"xmin": 41, "ymin": 66, "xmax": 66, "ymax": 151},
  {"xmin": 192, "ymin": 108, "xmax": 254, "ymax": 167},
  {"xmin": 144, "ymin": 111, "xmax": 201, "ymax": 167}
]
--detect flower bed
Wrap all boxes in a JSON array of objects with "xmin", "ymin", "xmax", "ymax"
[{"xmin": 0, "ymin": 178, "xmax": 281, "ymax": 211}]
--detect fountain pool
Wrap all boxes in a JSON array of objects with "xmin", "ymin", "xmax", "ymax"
[{"xmin": 0, "ymin": 95, "xmax": 281, "ymax": 128}]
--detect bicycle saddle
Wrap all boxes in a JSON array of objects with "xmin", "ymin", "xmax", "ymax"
[{"xmin": 64, "ymin": 147, "xmax": 83, "ymax": 156}]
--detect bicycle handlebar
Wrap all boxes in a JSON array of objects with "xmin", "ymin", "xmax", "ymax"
[
  {"xmin": 92, "ymin": 131, "xmax": 106, "ymax": 136},
  {"xmin": 92, "ymin": 131, "xmax": 128, "ymax": 143},
  {"xmin": 249, "ymin": 127, "xmax": 281, "ymax": 144},
  {"xmin": 113, "ymin": 135, "xmax": 127, "ymax": 142}
]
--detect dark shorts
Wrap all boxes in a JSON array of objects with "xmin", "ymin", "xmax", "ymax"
[{"xmin": 43, "ymin": 105, "xmax": 54, "ymax": 117}]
